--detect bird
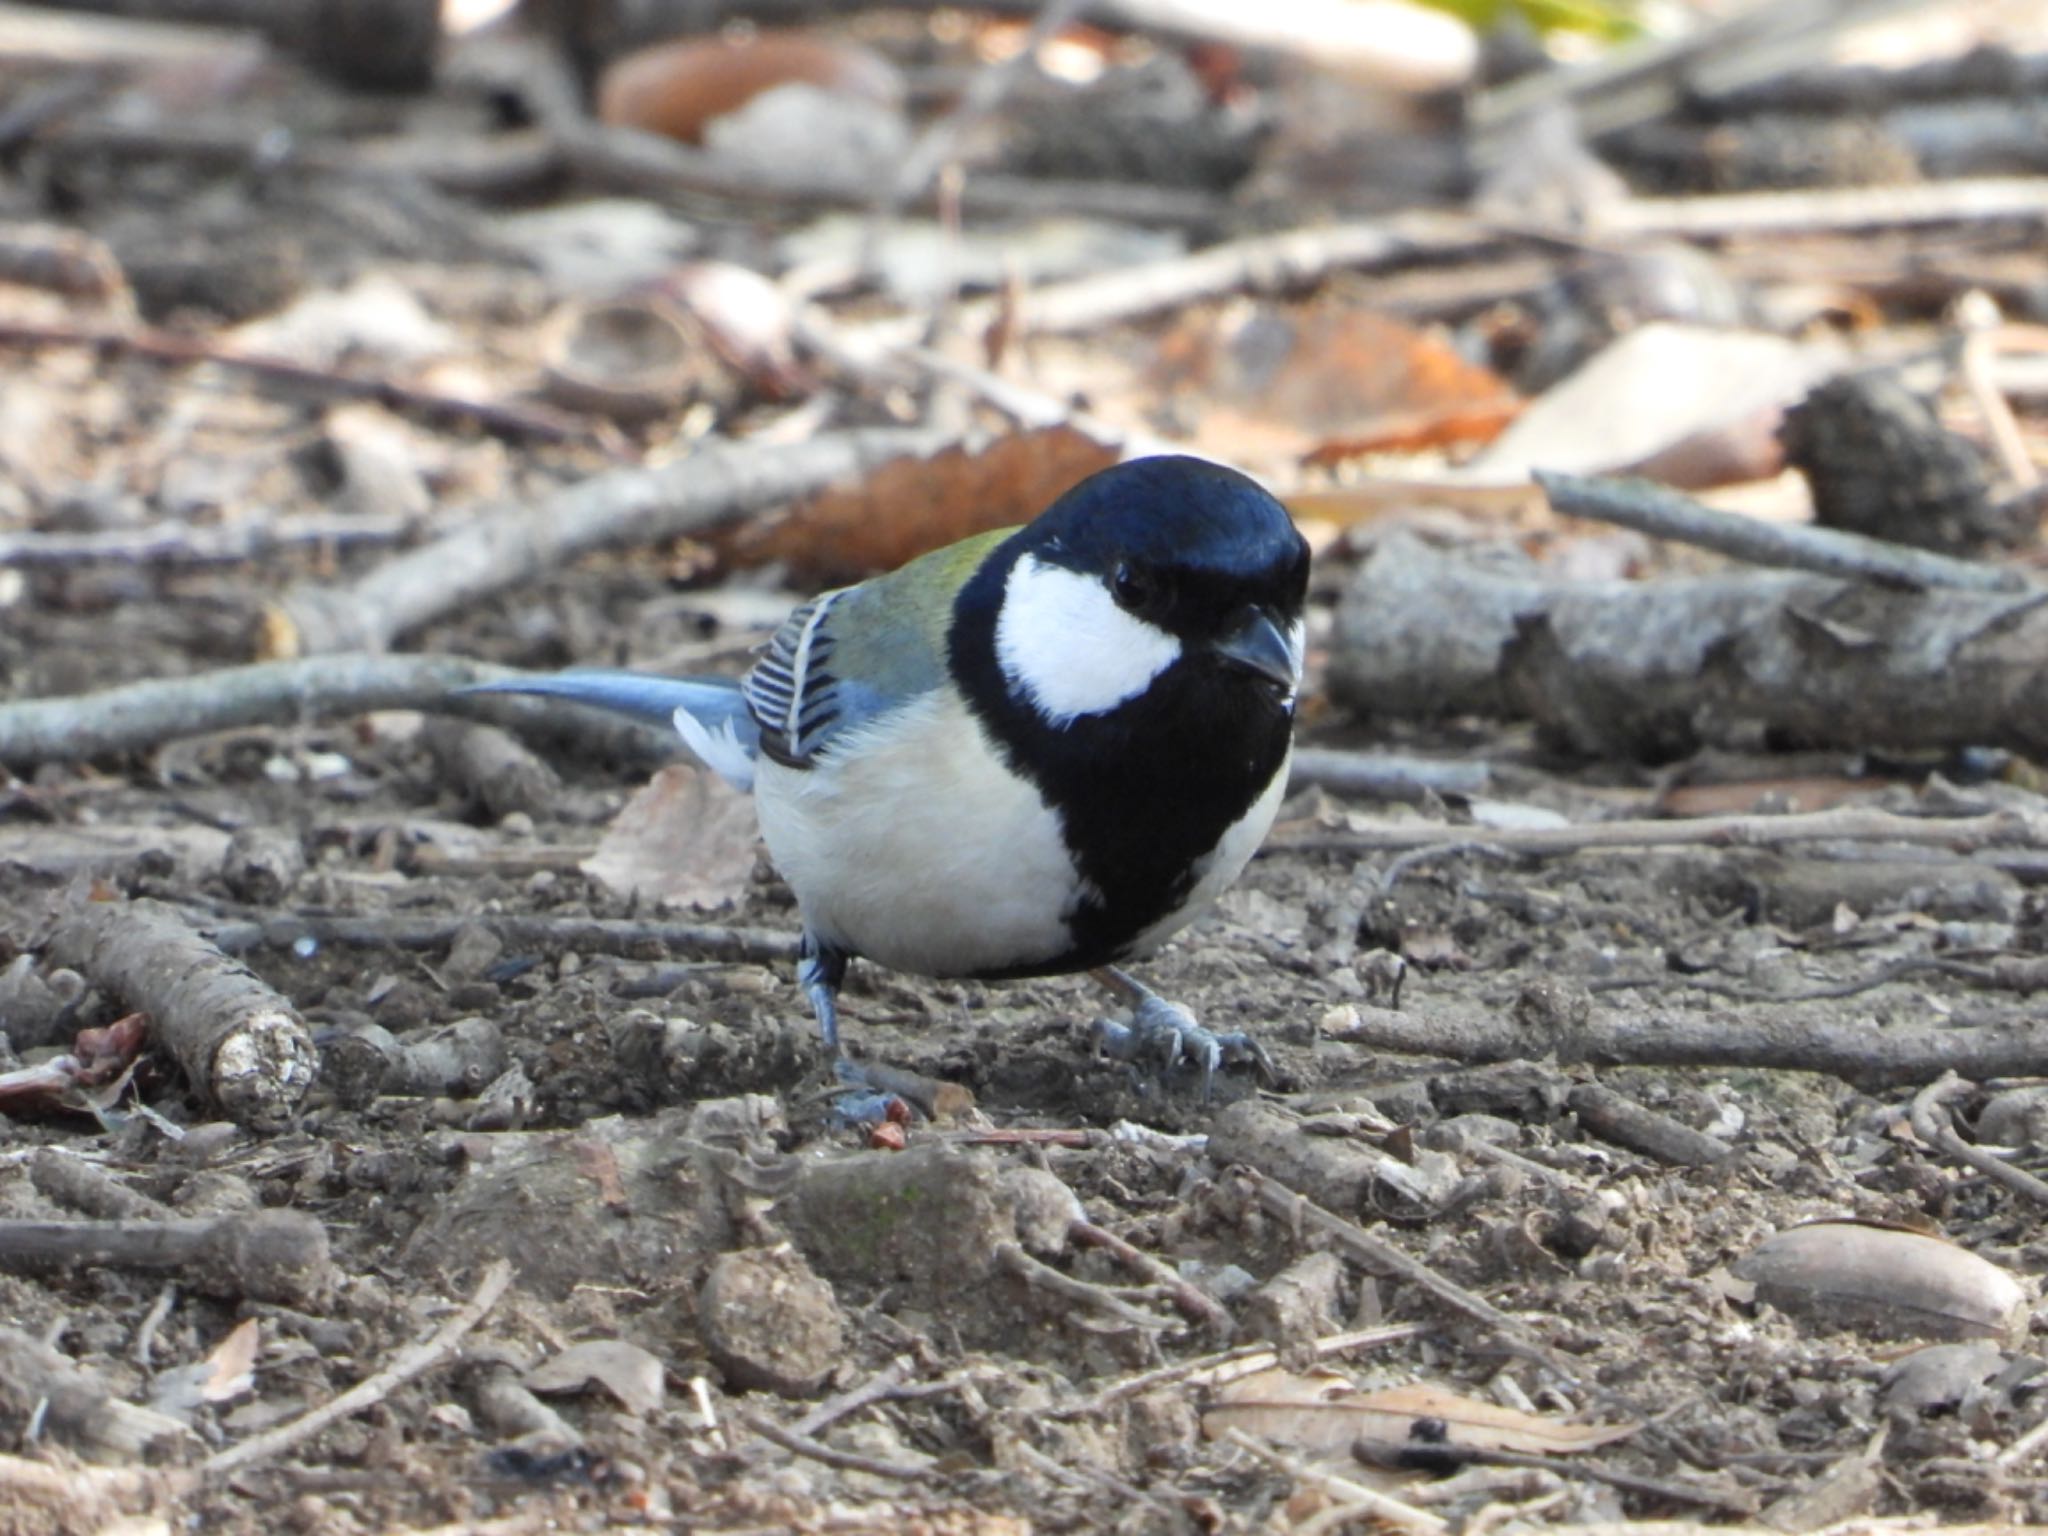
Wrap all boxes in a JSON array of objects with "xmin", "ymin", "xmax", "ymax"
[{"xmin": 465, "ymin": 454, "xmax": 1310, "ymax": 1096}]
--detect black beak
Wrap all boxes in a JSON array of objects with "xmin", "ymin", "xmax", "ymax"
[{"xmin": 1212, "ymin": 608, "xmax": 1299, "ymax": 691}]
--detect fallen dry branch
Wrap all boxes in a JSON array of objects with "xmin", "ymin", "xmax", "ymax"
[
  {"xmin": 0, "ymin": 653, "xmax": 499, "ymax": 766},
  {"xmin": 1331, "ymin": 535, "xmax": 2048, "ymax": 760},
  {"xmin": 269, "ymin": 424, "xmax": 944, "ymax": 654},
  {"xmin": 1277, "ymin": 805, "xmax": 2038, "ymax": 858},
  {"xmin": 0, "ymin": 1210, "xmax": 331, "ymax": 1306},
  {"xmin": 44, "ymin": 896, "xmax": 316, "ymax": 1129},
  {"xmin": 1910, "ymin": 1073, "xmax": 2048, "ymax": 1211},
  {"xmin": 1323, "ymin": 996, "xmax": 2048, "ymax": 1090},
  {"xmin": 1537, "ymin": 472, "xmax": 2027, "ymax": 593},
  {"xmin": 202, "ymin": 1259, "xmax": 512, "ymax": 1478}
]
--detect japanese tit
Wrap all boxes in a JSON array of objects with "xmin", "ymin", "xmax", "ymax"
[{"xmin": 469, "ymin": 454, "xmax": 1309, "ymax": 1083}]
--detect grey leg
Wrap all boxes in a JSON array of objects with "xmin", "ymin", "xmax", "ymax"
[
  {"xmin": 1087, "ymin": 967, "xmax": 1274, "ymax": 1102},
  {"xmin": 798, "ymin": 933, "xmax": 849, "ymax": 1053}
]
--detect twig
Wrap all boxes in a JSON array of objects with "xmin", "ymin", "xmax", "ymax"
[
  {"xmin": 1537, "ymin": 472, "xmax": 2026, "ymax": 593},
  {"xmin": 995, "ymin": 1240, "xmax": 1177, "ymax": 1332},
  {"xmin": 1276, "ymin": 807, "xmax": 2042, "ymax": 859},
  {"xmin": 849, "ymin": 211, "xmax": 1493, "ymax": 347},
  {"xmin": 1601, "ymin": 177, "xmax": 2048, "ymax": 240},
  {"xmin": 1050, "ymin": 1324, "xmax": 1428, "ymax": 1420},
  {"xmin": 1960, "ymin": 326, "xmax": 2039, "ymax": 490},
  {"xmin": 0, "ymin": 511, "xmax": 422, "ymax": 569},
  {"xmin": 0, "ymin": 653, "xmax": 500, "ymax": 766},
  {"xmin": 270, "ymin": 425, "xmax": 945, "ymax": 653},
  {"xmin": 736, "ymin": 1407, "xmax": 932, "ymax": 1480},
  {"xmin": 1910, "ymin": 1072, "xmax": 2048, "ymax": 1210},
  {"xmin": 1322, "ymin": 995, "xmax": 2048, "ymax": 1089},
  {"xmin": 47, "ymin": 895, "xmax": 317, "ymax": 1130},
  {"xmin": 204, "ymin": 911, "xmax": 796, "ymax": 966},
  {"xmin": 203, "ymin": 1259, "xmax": 512, "ymax": 1477},
  {"xmin": 1228, "ymin": 1167, "xmax": 1540, "ymax": 1350},
  {"xmin": 1070, "ymin": 1217, "xmax": 1233, "ymax": 1333},
  {"xmin": 1566, "ymin": 1082, "xmax": 1735, "ymax": 1168},
  {"xmin": 0, "ymin": 318, "xmax": 606, "ymax": 450}
]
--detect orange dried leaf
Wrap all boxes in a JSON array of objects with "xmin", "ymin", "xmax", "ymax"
[
  {"xmin": 725, "ymin": 426, "xmax": 1119, "ymax": 584},
  {"xmin": 598, "ymin": 31, "xmax": 902, "ymax": 144}
]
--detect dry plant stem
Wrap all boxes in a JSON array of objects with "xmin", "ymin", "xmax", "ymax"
[
  {"xmin": 0, "ymin": 319, "xmax": 602, "ymax": 449},
  {"xmin": 272, "ymin": 425, "xmax": 943, "ymax": 654},
  {"xmin": 1331, "ymin": 537, "xmax": 2048, "ymax": 761},
  {"xmin": 0, "ymin": 1210, "xmax": 330, "ymax": 1306},
  {"xmin": 0, "ymin": 653, "xmax": 500, "ymax": 766},
  {"xmin": 1070, "ymin": 1217, "xmax": 1233, "ymax": 1333},
  {"xmin": 1910, "ymin": 1072, "xmax": 2048, "ymax": 1210},
  {"xmin": 206, "ymin": 911, "xmax": 797, "ymax": 966},
  {"xmin": 1221, "ymin": 1427, "xmax": 1450, "ymax": 1536},
  {"xmin": 1280, "ymin": 807, "xmax": 2037, "ymax": 859},
  {"xmin": 737, "ymin": 1407, "xmax": 931, "ymax": 1480},
  {"xmin": 1536, "ymin": 472, "xmax": 2026, "ymax": 593},
  {"xmin": 1325, "ymin": 998, "xmax": 2048, "ymax": 1091},
  {"xmin": 46, "ymin": 896, "xmax": 316, "ymax": 1130},
  {"xmin": 203, "ymin": 1259, "xmax": 513, "ymax": 1478}
]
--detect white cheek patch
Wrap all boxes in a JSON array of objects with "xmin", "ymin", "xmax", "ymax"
[{"xmin": 996, "ymin": 554, "xmax": 1181, "ymax": 725}]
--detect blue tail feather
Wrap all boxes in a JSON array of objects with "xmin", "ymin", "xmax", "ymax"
[{"xmin": 460, "ymin": 671, "xmax": 759, "ymax": 791}]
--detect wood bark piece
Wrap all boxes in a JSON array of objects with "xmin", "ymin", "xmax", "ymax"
[
  {"xmin": 0, "ymin": 1210, "xmax": 330, "ymax": 1306},
  {"xmin": 45, "ymin": 896, "xmax": 316, "ymax": 1129},
  {"xmin": 1331, "ymin": 534, "xmax": 2048, "ymax": 761},
  {"xmin": 269, "ymin": 425, "xmax": 943, "ymax": 655},
  {"xmin": 421, "ymin": 718, "xmax": 563, "ymax": 822}
]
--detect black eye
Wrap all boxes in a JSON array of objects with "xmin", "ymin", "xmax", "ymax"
[{"xmin": 1112, "ymin": 562, "xmax": 1152, "ymax": 610}]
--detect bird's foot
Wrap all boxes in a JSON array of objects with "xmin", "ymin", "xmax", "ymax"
[{"xmin": 1088, "ymin": 969, "xmax": 1273, "ymax": 1102}]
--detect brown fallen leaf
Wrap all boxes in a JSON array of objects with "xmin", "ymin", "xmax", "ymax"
[
  {"xmin": 1303, "ymin": 400, "xmax": 1525, "ymax": 469},
  {"xmin": 722, "ymin": 426, "xmax": 1118, "ymax": 585},
  {"xmin": 525, "ymin": 1338, "xmax": 666, "ymax": 1417},
  {"xmin": 597, "ymin": 31, "xmax": 903, "ymax": 145},
  {"xmin": 1152, "ymin": 304, "xmax": 1515, "ymax": 468},
  {"xmin": 581, "ymin": 764, "xmax": 758, "ymax": 910},
  {"xmin": 0, "ymin": 1012, "xmax": 150, "ymax": 1117},
  {"xmin": 1201, "ymin": 1367, "xmax": 1637, "ymax": 1458}
]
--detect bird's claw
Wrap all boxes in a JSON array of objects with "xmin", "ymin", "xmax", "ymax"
[{"xmin": 1091, "ymin": 990, "xmax": 1273, "ymax": 1102}]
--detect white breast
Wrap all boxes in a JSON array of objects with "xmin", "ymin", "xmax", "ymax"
[{"xmin": 752, "ymin": 691, "xmax": 1089, "ymax": 978}]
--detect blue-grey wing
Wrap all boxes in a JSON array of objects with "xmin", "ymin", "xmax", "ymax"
[{"xmin": 742, "ymin": 584, "xmax": 946, "ymax": 769}]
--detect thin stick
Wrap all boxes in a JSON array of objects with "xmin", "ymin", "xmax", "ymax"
[
  {"xmin": 203, "ymin": 1259, "xmax": 512, "ymax": 1477},
  {"xmin": 1070, "ymin": 1217, "xmax": 1233, "ymax": 1333},
  {"xmin": 0, "ymin": 511, "xmax": 422, "ymax": 569},
  {"xmin": 1535, "ymin": 471, "xmax": 2027, "ymax": 593},
  {"xmin": 1276, "ymin": 807, "xmax": 2044, "ymax": 859}
]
